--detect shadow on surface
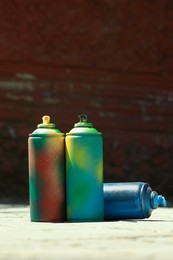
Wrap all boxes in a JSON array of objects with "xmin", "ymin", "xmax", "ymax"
[{"xmin": 124, "ymin": 219, "xmax": 173, "ymax": 223}]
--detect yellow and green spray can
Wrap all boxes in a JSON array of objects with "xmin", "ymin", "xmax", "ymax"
[{"xmin": 65, "ymin": 114, "xmax": 104, "ymax": 222}]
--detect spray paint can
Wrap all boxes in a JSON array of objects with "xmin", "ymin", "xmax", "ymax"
[
  {"xmin": 104, "ymin": 182, "xmax": 167, "ymax": 220},
  {"xmin": 66, "ymin": 114, "xmax": 104, "ymax": 222},
  {"xmin": 28, "ymin": 115, "xmax": 65, "ymax": 222}
]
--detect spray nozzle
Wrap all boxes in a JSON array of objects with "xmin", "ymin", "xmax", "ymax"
[
  {"xmin": 79, "ymin": 114, "xmax": 88, "ymax": 123},
  {"xmin": 42, "ymin": 115, "xmax": 50, "ymax": 125},
  {"xmin": 151, "ymin": 191, "xmax": 167, "ymax": 209},
  {"xmin": 37, "ymin": 115, "xmax": 56, "ymax": 129},
  {"xmin": 74, "ymin": 114, "xmax": 93, "ymax": 128}
]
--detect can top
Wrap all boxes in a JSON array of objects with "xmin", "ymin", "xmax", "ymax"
[
  {"xmin": 30, "ymin": 115, "xmax": 63, "ymax": 136},
  {"xmin": 67, "ymin": 114, "xmax": 101, "ymax": 135},
  {"xmin": 140, "ymin": 183, "xmax": 167, "ymax": 217}
]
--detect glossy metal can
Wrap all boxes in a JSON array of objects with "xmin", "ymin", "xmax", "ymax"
[
  {"xmin": 28, "ymin": 115, "xmax": 65, "ymax": 222},
  {"xmin": 104, "ymin": 182, "xmax": 166, "ymax": 220},
  {"xmin": 66, "ymin": 114, "xmax": 104, "ymax": 222}
]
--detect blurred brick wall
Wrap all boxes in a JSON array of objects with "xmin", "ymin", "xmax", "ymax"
[{"xmin": 0, "ymin": 0, "xmax": 173, "ymax": 203}]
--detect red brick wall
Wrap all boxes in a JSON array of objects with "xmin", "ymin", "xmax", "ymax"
[{"xmin": 0, "ymin": 0, "xmax": 173, "ymax": 203}]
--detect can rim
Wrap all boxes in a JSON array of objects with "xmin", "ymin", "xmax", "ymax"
[
  {"xmin": 66, "ymin": 132, "xmax": 101, "ymax": 136},
  {"xmin": 29, "ymin": 133, "xmax": 65, "ymax": 137}
]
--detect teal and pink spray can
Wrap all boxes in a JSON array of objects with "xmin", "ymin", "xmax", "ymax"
[
  {"xmin": 28, "ymin": 115, "xmax": 65, "ymax": 222},
  {"xmin": 66, "ymin": 114, "xmax": 104, "ymax": 222}
]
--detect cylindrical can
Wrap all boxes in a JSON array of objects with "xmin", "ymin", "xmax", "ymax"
[
  {"xmin": 28, "ymin": 115, "xmax": 65, "ymax": 222},
  {"xmin": 104, "ymin": 182, "xmax": 167, "ymax": 220},
  {"xmin": 66, "ymin": 114, "xmax": 104, "ymax": 222}
]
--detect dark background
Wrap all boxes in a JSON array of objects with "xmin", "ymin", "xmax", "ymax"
[{"xmin": 0, "ymin": 0, "xmax": 173, "ymax": 205}]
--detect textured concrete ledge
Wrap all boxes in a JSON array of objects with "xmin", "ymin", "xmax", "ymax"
[{"xmin": 0, "ymin": 205, "xmax": 173, "ymax": 260}]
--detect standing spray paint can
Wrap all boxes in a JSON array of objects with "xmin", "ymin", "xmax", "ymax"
[
  {"xmin": 28, "ymin": 115, "xmax": 65, "ymax": 222},
  {"xmin": 66, "ymin": 114, "xmax": 104, "ymax": 222},
  {"xmin": 104, "ymin": 182, "xmax": 167, "ymax": 220}
]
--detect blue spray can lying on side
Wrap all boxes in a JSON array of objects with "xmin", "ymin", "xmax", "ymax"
[{"xmin": 104, "ymin": 182, "xmax": 167, "ymax": 220}]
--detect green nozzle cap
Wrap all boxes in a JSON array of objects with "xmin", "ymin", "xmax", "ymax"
[{"xmin": 74, "ymin": 114, "xmax": 93, "ymax": 128}]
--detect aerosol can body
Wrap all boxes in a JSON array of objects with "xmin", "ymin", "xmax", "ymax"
[
  {"xmin": 66, "ymin": 114, "xmax": 104, "ymax": 222},
  {"xmin": 104, "ymin": 182, "xmax": 167, "ymax": 220},
  {"xmin": 28, "ymin": 115, "xmax": 65, "ymax": 222}
]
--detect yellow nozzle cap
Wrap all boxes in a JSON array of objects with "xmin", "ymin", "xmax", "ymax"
[
  {"xmin": 37, "ymin": 115, "xmax": 56, "ymax": 129},
  {"xmin": 42, "ymin": 115, "xmax": 50, "ymax": 125}
]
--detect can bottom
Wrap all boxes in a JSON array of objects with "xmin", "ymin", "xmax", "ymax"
[
  {"xmin": 67, "ymin": 218, "xmax": 104, "ymax": 223},
  {"xmin": 31, "ymin": 218, "xmax": 66, "ymax": 223}
]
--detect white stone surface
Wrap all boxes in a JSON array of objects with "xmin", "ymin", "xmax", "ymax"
[{"xmin": 0, "ymin": 205, "xmax": 173, "ymax": 260}]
